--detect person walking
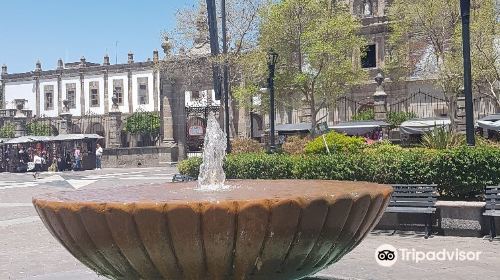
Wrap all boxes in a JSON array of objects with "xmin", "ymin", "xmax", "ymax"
[
  {"xmin": 33, "ymin": 152, "xmax": 43, "ymax": 179},
  {"xmin": 95, "ymin": 144, "xmax": 103, "ymax": 170},
  {"xmin": 74, "ymin": 146, "xmax": 82, "ymax": 171}
]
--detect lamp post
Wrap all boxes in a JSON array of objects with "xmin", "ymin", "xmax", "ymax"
[
  {"xmin": 221, "ymin": 0, "xmax": 231, "ymax": 153},
  {"xmin": 267, "ymin": 49, "xmax": 278, "ymax": 152},
  {"xmin": 460, "ymin": 0, "xmax": 475, "ymax": 146}
]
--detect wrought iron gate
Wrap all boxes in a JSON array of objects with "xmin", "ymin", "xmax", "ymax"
[{"xmin": 185, "ymin": 106, "xmax": 220, "ymax": 155}]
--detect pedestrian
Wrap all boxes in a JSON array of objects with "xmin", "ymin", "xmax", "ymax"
[
  {"xmin": 95, "ymin": 143, "xmax": 103, "ymax": 170},
  {"xmin": 33, "ymin": 152, "xmax": 43, "ymax": 179},
  {"xmin": 74, "ymin": 146, "xmax": 82, "ymax": 171},
  {"xmin": 65, "ymin": 152, "xmax": 72, "ymax": 171}
]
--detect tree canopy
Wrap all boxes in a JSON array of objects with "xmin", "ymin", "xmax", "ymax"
[
  {"xmin": 236, "ymin": 0, "xmax": 367, "ymax": 132},
  {"xmin": 387, "ymin": 0, "xmax": 500, "ymax": 110}
]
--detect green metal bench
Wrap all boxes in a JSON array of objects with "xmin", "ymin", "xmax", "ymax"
[
  {"xmin": 484, "ymin": 186, "xmax": 500, "ymax": 241},
  {"xmin": 386, "ymin": 184, "xmax": 438, "ymax": 238}
]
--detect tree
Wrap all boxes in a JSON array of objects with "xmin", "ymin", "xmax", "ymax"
[
  {"xmin": 125, "ymin": 111, "xmax": 161, "ymax": 145},
  {"xmin": 26, "ymin": 122, "xmax": 52, "ymax": 136},
  {"xmin": 0, "ymin": 123, "xmax": 15, "ymax": 138},
  {"xmin": 164, "ymin": 0, "xmax": 265, "ymax": 137},
  {"xmin": 386, "ymin": 0, "xmax": 500, "ymax": 119},
  {"xmin": 245, "ymin": 0, "xmax": 367, "ymax": 133}
]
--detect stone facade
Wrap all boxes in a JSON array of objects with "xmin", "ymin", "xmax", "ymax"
[
  {"xmin": 1, "ymin": 52, "xmax": 160, "ymax": 117},
  {"xmin": 101, "ymin": 146, "xmax": 178, "ymax": 168}
]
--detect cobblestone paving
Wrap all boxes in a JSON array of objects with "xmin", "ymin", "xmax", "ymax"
[{"xmin": 1, "ymin": 168, "xmax": 499, "ymax": 279}]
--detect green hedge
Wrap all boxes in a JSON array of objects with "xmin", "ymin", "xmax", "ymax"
[
  {"xmin": 304, "ymin": 131, "xmax": 366, "ymax": 155},
  {"xmin": 178, "ymin": 146, "xmax": 500, "ymax": 200}
]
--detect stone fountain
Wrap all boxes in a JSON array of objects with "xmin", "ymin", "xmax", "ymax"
[{"xmin": 33, "ymin": 113, "xmax": 392, "ymax": 280}]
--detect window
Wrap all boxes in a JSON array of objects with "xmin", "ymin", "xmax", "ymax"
[
  {"xmin": 89, "ymin": 81, "xmax": 100, "ymax": 107},
  {"xmin": 137, "ymin": 77, "xmax": 149, "ymax": 105},
  {"xmin": 66, "ymin": 83, "xmax": 76, "ymax": 108},
  {"xmin": 361, "ymin": 44, "xmax": 377, "ymax": 68},
  {"xmin": 44, "ymin": 85, "xmax": 54, "ymax": 110},
  {"xmin": 192, "ymin": 90, "xmax": 201, "ymax": 100},
  {"xmin": 363, "ymin": 0, "xmax": 373, "ymax": 17},
  {"xmin": 113, "ymin": 79, "xmax": 124, "ymax": 105}
]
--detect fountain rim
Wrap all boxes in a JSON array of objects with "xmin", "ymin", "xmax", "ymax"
[{"xmin": 32, "ymin": 179, "xmax": 393, "ymax": 207}]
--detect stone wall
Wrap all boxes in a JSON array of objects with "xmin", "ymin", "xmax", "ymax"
[{"xmin": 102, "ymin": 146, "xmax": 178, "ymax": 168}]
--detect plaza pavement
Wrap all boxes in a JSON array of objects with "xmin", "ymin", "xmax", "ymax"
[{"xmin": 1, "ymin": 167, "xmax": 499, "ymax": 280}]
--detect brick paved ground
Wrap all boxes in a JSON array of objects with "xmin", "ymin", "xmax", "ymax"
[{"xmin": 1, "ymin": 168, "xmax": 499, "ymax": 280}]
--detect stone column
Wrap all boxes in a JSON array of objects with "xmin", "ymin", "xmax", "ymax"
[
  {"xmin": 57, "ymin": 61, "xmax": 63, "ymax": 115},
  {"xmin": 153, "ymin": 68, "xmax": 159, "ymax": 111},
  {"xmin": 103, "ymin": 68, "xmax": 109, "ymax": 114},
  {"xmin": 79, "ymin": 72, "xmax": 85, "ymax": 115},
  {"xmin": 373, "ymin": 72, "xmax": 388, "ymax": 121},
  {"xmin": 0, "ymin": 64, "xmax": 6, "ymax": 109},
  {"xmin": 107, "ymin": 95, "xmax": 122, "ymax": 148},
  {"xmin": 162, "ymin": 93, "xmax": 176, "ymax": 146},
  {"xmin": 34, "ymin": 61, "xmax": 41, "ymax": 117},
  {"xmin": 59, "ymin": 100, "xmax": 73, "ymax": 134},
  {"xmin": 128, "ymin": 69, "xmax": 133, "ymax": 113},
  {"xmin": 13, "ymin": 99, "xmax": 27, "ymax": 137}
]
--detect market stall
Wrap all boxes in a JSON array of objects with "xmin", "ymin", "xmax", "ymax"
[
  {"xmin": 0, "ymin": 134, "xmax": 103, "ymax": 173},
  {"xmin": 400, "ymin": 118, "xmax": 451, "ymax": 135},
  {"xmin": 0, "ymin": 138, "xmax": 10, "ymax": 172},
  {"xmin": 330, "ymin": 120, "xmax": 389, "ymax": 138},
  {"xmin": 399, "ymin": 117, "xmax": 451, "ymax": 144},
  {"xmin": 51, "ymin": 134, "xmax": 103, "ymax": 171},
  {"xmin": 477, "ymin": 114, "xmax": 500, "ymax": 140},
  {"xmin": 274, "ymin": 123, "xmax": 312, "ymax": 144}
]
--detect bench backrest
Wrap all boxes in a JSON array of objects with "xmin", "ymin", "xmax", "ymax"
[
  {"xmin": 389, "ymin": 184, "xmax": 438, "ymax": 209},
  {"xmin": 485, "ymin": 186, "xmax": 500, "ymax": 211},
  {"xmin": 172, "ymin": 174, "xmax": 195, "ymax": 182}
]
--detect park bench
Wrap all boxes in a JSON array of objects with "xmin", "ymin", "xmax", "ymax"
[
  {"xmin": 386, "ymin": 184, "xmax": 438, "ymax": 238},
  {"xmin": 484, "ymin": 186, "xmax": 500, "ymax": 241},
  {"xmin": 172, "ymin": 174, "xmax": 195, "ymax": 182}
]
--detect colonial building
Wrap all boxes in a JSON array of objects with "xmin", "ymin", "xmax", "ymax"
[{"xmin": 0, "ymin": 51, "xmax": 161, "ymax": 117}]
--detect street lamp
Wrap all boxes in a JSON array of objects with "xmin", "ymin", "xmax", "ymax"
[
  {"xmin": 267, "ymin": 49, "xmax": 279, "ymax": 152},
  {"xmin": 460, "ymin": 0, "xmax": 475, "ymax": 146}
]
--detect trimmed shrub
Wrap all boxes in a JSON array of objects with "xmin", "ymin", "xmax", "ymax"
[
  {"xmin": 282, "ymin": 136, "xmax": 310, "ymax": 155},
  {"xmin": 304, "ymin": 131, "xmax": 365, "ymax": 155},
  {"xmin": 177, "ymin": 146, "xmax": 500, "ymax": 200},
  {"xmin": 231, "ymin": 138, "xmax": 264, "ymax": 154},
  {"xmin": 177, "ymin": 156, "xmax": 202, "ymax": 178},
  {"xmin": 225, "ymin": 153, "xmax": 295, "ymax": 179}
]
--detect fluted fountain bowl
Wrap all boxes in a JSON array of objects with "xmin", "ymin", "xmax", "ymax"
[{"xmin": 33, "ymin": 180, "xmax": 392, "ymax": 280}]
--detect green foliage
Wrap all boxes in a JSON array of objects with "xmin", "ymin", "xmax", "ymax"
[
  {"xmin": 125, "ymin": 111, "xmax": 160, "ymax": 135},
  {"xmin": 0, "ymin": 123, "xmax": 15, "ymax": 138},
  {"xmin": 177, "ymin": 157, "xmax": 202, "ymax": 178},
  {"xmin": 421, "ymin": 126, "xmax": 463, "ymax": 149},
  {"xmin": 231, "ymin": 138, "xmax": 264, "ymax": 154},
  {"xmin": 352, "ymin": 109, "xmax": 375, "ymax": 121},
  {"xmin": 178, "ymin": 145, "xmax": 500, "ymax": 200},
  {"xmin": 386, "ymin": 111, "xmax": 417, "ymax": 128},
  {"xmin": 304, "ymin": 131, "xmax": 365, "ymax": 155},
  {"xmin": 225, "ymin": 153, "xmax": 295, "ymax": 179},
  {"xmin": 387, "ymin": 0, "xmax": 500, "ymax": 108},
  {"xmin": 26, "ymin": 122, "xmax": 52, "ymax": 136},
  {"xmin": 234, "ymin": 0, "xmax": 367, "ymax": 128}
]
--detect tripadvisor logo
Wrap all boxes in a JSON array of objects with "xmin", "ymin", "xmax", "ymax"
[{"xmin": 375, "ymin": 244, "xmax": 481, "ymax": 267}]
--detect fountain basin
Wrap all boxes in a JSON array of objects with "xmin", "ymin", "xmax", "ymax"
[{"xmin": 33, "ymin": 180, "xmax": 392, "ymax": 280}]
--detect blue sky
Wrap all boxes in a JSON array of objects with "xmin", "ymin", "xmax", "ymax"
[{"xmin": 0, "ymin": 0, "xmax": 196, "ymax": 73}]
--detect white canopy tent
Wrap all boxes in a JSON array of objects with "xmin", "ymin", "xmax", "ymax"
[
  {"xmin": 477, "ymin": 114, "xmax": 500, "ymax": 132},
  {"xmin": 400, "ymin": 118, "xmax": 451, "ymax": 135},
  {"xmin": 4, "ymin": 134, "xmax": 103, "ymax": 145},
  {"xmin": 329, "ymin": 121, "xmax": 389, "ymax": 136}
]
